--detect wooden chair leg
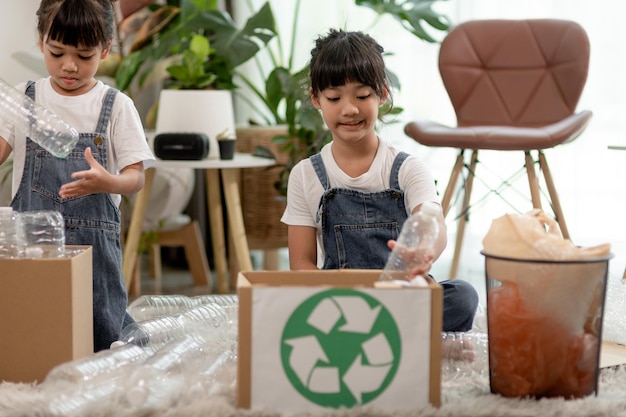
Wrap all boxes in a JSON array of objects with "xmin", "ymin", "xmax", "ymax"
[
  {"xmin": 228, "ymin": 233, "xmax": 238, "ymax": 293},
  {"xmin": 156, "ymin": 221, "xmax": 212, "ymax": 289},
  {"xmin": 149, "ymin": 243, "xmax": 162, "ymax": 279},
  {"xmin": 525, "ymin": 151, "xmax": 543, "ymax": 210},
  {"xmin": 538, "ymin": 151, "xmax": 570, "ymax": 239},
  {"xmin": 449, "ymin": 150, "xmax": 478, "ymax": 279},
  {"xmin": 441, "ymin": 150, "xmax": 465, "ymax": 217},
  {"xmin": 182, "ymin": 222, "xmax": 212, "ymax": 288},
  {"xmin": 129, "ymin": 258, "xmax": 142, "ymax": 298}
]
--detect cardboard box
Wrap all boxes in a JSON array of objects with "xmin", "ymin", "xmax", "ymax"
[
  {"xmin": 237, "ymin": 270, "xmax": 442, "ymax": 413},
  {"xmin": 0, "ymin": 246, "xmax": 93, "ymax": 383}
]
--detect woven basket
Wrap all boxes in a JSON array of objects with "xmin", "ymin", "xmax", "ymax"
[{"xmin": 235, "ymin": 126, "xmax": 290, "ymax": 250}]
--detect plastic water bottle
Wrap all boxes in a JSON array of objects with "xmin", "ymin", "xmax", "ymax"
[
  {"xmin": 123, "ymin": 334, "xmax": 212, "ymax": 408},
  {"xmin": 379, "ymin": 201, "xmax": 441, "ymax": 283},
  {"xmin": 117, "ymin": 315, "xmax": 186, "ymax": 351},
  {"xmin": 44, "ymin": 343, "xmax": 150, "ymax": 385},
  {"xmin": 0, "ymin": 77, "xmax": 79, "ymax": 158},
  {"xmin": 127, "ymin": 294, "xmax": 239, "ymax": 322},
  {"xmin": 127, "ymin": 294, "xmax": 196, "ymax": 322},
  {"xmin": 0, "ymin": 207, "xmax": 23, "ymax": 258},
  {"xmin": 177, "ymin": 303, "xmax": 232, "ymax": 341},
  {"xmin": 193, "ymin": 293, "xmax": 238, "ymax": 307},
  {"xmin": 19, "ymin": 210, "xmax": 65, "ymax": 258}
]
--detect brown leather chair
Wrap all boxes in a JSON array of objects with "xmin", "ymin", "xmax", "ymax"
[{"xmin": 404, "ymin": 19, "xmax": 591, "ymax": 278}]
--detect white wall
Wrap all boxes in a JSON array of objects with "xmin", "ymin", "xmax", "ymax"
[{"xmin": 0, "ymin": 2, "xmax": 45, "ymax": 85}]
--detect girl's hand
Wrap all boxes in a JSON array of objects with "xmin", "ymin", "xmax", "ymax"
[
  {"xmin": 59, "ymin": 147, "xmax": 111, "ymax": 198},
  {"xmin": 387, "ymin": 239, "xmax": 435, "ymax": 279}
]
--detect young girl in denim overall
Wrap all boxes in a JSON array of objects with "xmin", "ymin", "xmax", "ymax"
[
  {"xmin": 281, "ymin": 29, "xmax": 478, "ymax": 332},
  {"xmin": 0, "ymin": 0, "xmax": 155, "ymax": 351}
]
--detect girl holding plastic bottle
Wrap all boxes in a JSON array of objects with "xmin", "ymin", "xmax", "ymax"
[
  {"xmin": 280, "ymin": 29, "xmax": 478, "ymax": 332},
  {"xmin": 0, "ymin": 0, "xmax": 155, "ymax": 351}
]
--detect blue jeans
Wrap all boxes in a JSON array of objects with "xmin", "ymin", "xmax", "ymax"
[{"xmin": 311, "ymin": 152, "xmax": 479, "ymax": 332}]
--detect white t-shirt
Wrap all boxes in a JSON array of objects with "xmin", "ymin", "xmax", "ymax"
[
  {"xmin": 0, "ymin": 77, "xmax": 155, "ymax": 206},
  {"xmin": 281, "ymin": 139, "xmax": 439, "ymax": 256}
]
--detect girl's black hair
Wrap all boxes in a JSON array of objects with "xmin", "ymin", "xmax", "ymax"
[
  {"xmin": 309, "ymin": 29, "xmax": 391, "ymax": 104},
  {"xmin": 37, "ymin": 0, "xmax": 117, "ymax": 48}
]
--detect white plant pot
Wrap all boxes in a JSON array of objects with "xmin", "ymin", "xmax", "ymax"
[{"xmin": 155, "ymin": 89, "xmax": 236, "ymax": 160}]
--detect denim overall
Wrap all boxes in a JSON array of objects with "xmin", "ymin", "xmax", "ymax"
[
  {"xmin": 11, "ymin": 82, "xmax": 129, "ymax": 351},
  {"xmin": 311, "ymin": 152, "xmax": 478, "ymax": 331}
]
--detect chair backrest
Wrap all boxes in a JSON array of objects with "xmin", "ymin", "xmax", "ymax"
[{"xmin": 439, "ymin": 19, "xmax": 590, "ymax": 128}]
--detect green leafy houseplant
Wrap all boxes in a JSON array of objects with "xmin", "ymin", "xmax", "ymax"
[
  {"xmin": 165, "ymin": 34, "xmax": 217, "ymax": 90},
  {"xmin": 235, "ymin": 0, "xmax": 450, "ymax": 195}
]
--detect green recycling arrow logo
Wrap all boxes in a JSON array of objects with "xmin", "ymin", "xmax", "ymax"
[{"xmin": 280, "ymin": 288, "xmax": 401, "ymax": 408}]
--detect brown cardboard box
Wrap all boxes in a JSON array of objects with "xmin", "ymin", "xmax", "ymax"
[
  {"xmin": 237, "ymin": 270, "xmax": 442, "ymax": 413},
  {"xmin": 0, "ymin": 246, "xmax": 93, "ymax": 383}
]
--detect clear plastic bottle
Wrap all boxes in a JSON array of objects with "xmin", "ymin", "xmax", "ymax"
[
  {"xmin": 0, "ymin": 207, "xmax": 23, "ymax": 258},
  {"xmin": 0, "ymin": 77, "xmax": 79, "ymax": 158},
  {"xmin": 192, "ymin": 293, "xmax": 238, "ymax": 308},
  {"xmin": 127, "ymin": 294, "xmax": 195, "ymax": 322},
  {"xmin": 19, "ymin": 210, "xmax": 65, "ymax": 258},
  {"xmin": 379, "ymin": 201, "xmax": 441, "ymax": 283},
  {"xmin": 117, "ymin": 315, "xmax": 186, "ymax": 351},
  {"xmin": 177, "ymin": 303, "xmax": 232, "ymax": 341},
  {"xmin": 43, "ymin": 343, "xmax": 150, "ymax": 385},
  {"xmin": 123, "ymin": 334, "xmax": 212, "ymax": 408}
]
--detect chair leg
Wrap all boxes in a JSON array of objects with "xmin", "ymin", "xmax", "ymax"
[
  {"xmin": 156, "ymin": 221, "xmax": 212, "ymax": 289},
  {"xmin": 129, "ymin": 259, "xmax": 142, "ymax": 298},
  {"xmin": 182, "ymin": 222, "xmax": 212, "ymax": 288},
  {"xmin": 441, "ymin": 150, "xmax": 465, "ymax": 217},
  {"xmin": 538, "ymin": 151, "xmax": 570, "ymax": 239},
  {"xmin": 525, "ymin": 151, "xmax": 543, "ymax": 209},
  {"xmin": 449, "ymin": 150, "xmax": 478, "ymax": 279},
  {"xmin": 148, "ymin": 243, "xmax": 162, "ymax": 279}
]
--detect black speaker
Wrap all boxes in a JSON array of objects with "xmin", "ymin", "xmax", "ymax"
[{"xmin": 154, "ymin": 133, "xmax": 209, "ymax": 160}]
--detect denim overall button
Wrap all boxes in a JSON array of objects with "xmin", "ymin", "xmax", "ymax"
[{"xmin": 94, "ymin": 136, "xmax": 103, "ymax": 146}]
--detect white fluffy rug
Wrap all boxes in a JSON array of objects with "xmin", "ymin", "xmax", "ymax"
[
  {"xmin": 3, "ymin": 353, "xmax": 626, "ymax": 417},
  {"xmin": 4, "ymin": 279, "xmax": 626, "ymax": 417}
]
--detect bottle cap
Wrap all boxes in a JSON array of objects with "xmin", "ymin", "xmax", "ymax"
[{"xmin": 420, "ymin": 201, "xmax": 441, "ymax": 217}]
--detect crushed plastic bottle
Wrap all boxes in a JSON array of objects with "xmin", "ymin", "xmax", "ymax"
[
  {"xmin": 0, "ymin": 207, "xmax": 23, "ymax": 258},
  {"xmin": 0, "ymin": 77, "xmax": 79, "ymax": 158},
  {"xmin": 19, "ymin": 210, "xmax": 65, "ymax": 258},
  {"xmin": 379, "ymin": 201, "xmax": 441, "ymax": 284}
]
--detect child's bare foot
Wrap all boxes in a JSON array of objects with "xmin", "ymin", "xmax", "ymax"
[{"xmin": 442, "ymin": 333, "xmax": 476, "ymax": 361}]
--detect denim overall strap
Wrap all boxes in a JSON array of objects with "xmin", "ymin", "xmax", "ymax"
[
  {"xmin": 314, "ymin": 152, "xmax": 409, "ymax": 269},
  {"xmin": 12, "ymin": 84, "xmax": 128, "ymax": 352}
]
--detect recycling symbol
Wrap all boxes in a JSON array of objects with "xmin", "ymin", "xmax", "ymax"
[{"xmin": 280, "ymin": 288, "xmax": 401, "ymax": 408}]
